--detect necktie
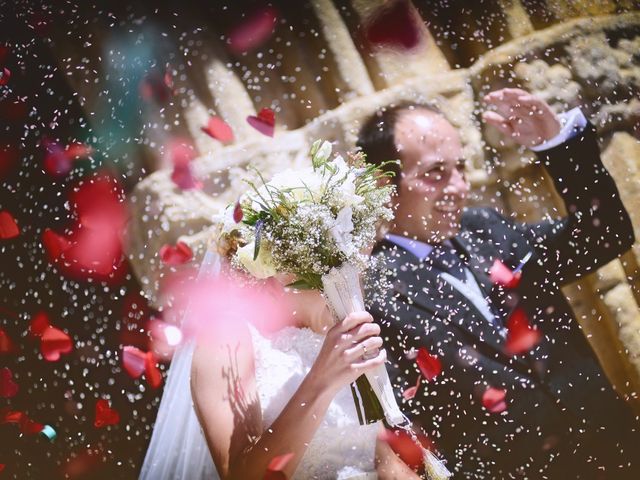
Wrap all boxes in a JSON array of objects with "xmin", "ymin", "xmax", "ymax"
[{"xmin": 429, "ymin": 244, "xmax": 467, "ymax": 282}]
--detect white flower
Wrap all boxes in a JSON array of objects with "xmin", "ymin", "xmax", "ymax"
[
  {"xmin": 237, "ymin": 241, "xmax": 277, "ymax": 279},
  {"xmin": 330, "ymin": 206, "xmax": 354, "ymax": 256},
  {"xmin": 310, "ymin": 140, "xmax": 332, "ymax": 164}
]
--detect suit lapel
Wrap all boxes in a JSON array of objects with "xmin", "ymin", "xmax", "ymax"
[
  {"xmin": 376, "ymin": 238, "xmax": 525, "ymax": 368},
  {"xmin": 381, "ymin": 242, "xmax": 504, "ymax": 357}
]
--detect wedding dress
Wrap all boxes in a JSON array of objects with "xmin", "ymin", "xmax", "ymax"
[{"xmin": 139, "ymin": 250, "xmax": 379, "ymax": 479}]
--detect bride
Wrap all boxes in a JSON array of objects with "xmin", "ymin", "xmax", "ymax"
[{"xmin": 139, "ymin": 247, "xmax": 421, "ymax": 479}]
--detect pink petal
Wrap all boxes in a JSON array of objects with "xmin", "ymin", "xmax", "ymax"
[
  {"xmin": 402, "ymin": 374, "xmax": 422, "ymax": 401},
  {"xmin": 233, "ymin": 201, "xmax": 243, "ymax": 223},
  {"xmin": 40, "ymin": 326, "xmax": 73, "ymax": 362},
  {"xmin": 482, "ymin": 387, "xmax": 507, "ymax": 413},
  {"xmin": 201, "ymin": 116, "xmax": 234, "ymax": 144},
  {"xmin": 489, "ymin": 258, "xmax": 521, "ymax": 289},
  {"xmin": 504, "ymin": 308, "xmax": 541, "ymax": 356},
  {"xmin": 29, "ymin": 311, "xmax": 50, "ymax": 337},
  {"xmin": 159, "ymin": 241, "xmax": 193, "ymax": 266},
  {"xmin": 247, "ymin": 108, "xmax": 275, "ymax": 137},
  {"xmin": 0, "ymin": 211, "xmax": 19, "ymax": 239},
  {"xmin": 122, "ymin": 346, "xmax": 146, "ymax": 378}
]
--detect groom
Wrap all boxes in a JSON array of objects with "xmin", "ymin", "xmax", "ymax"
[{"xmin": 360, "ymin": 88, "xmax": 640, "ymax": 478}]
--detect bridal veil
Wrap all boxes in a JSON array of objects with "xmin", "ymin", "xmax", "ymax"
[{"xmin": 139, "ymin": 248, "xmax": 221, "ymax": 480}]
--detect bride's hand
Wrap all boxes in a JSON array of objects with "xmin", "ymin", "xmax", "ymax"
[{"xmin": 308, "ymin": 311, "xmax": 386, "ymax": 393}]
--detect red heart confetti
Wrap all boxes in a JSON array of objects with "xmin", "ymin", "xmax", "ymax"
[
  {"xmin": 122, "ymin": 346, "xmax": 147, "ymax": 379},
  {"xmin": 0, "ymin": 67, "xmax": 10, "ymax": 86},
  {"xmin": 29, "ymin": 311, "xmax": 51, "ymax": 337},
  {"xmin": 489, "ymin": 259, "xmax": 522, "ymax": 289},
  {"xmin": 0, "ymin": 367, "xmax": 18, "ymax": 398},
  {"xmin": 482, "ymin": 387, "xmax": 507, "ymax": 413},
  {"xmin": 159, "ymin": 241, "xmax": 193, "ymax": 266},
  {"xmin": 264, "ymin": 452, "xmax": 294, "ymax": 480},
  {"xmin": 247, "ymin": 107, "xmax": 275, "ymax": 137},
  {"xmin": 364, "ymin": 0, "xmax": 422, "ymax": 51},
  {"xmin": 402, "ymin": 374, "xmax": 422, "ymax": 401},
  {"xmin": 416, "ymin": 347, "xmax": 442, "ymax": 382},
  {"xmin": 0, "ymin": 211, "xmax": 20, "ymax": 239},
  {"xmin": 56, "ymin": 173, "xmax": 127, "ymax": 281},
  {"xmin": 233, "ymin": 201, "xmax": 244, "ymax": 223},
  {"xmin": 144, "ymin": 351, "xmax": 163, "ymax": 389},
  {"xmin": 0, "ymin": 144, "xmax": 19, "ymax": 180},
  {"xmin": 228, "ymin": 6, "xmax": 278, "ymax": 55},
  {"xmin": 504, "ymin": 308, "xmax": 542, "ymax": 356},
  {"xmin": 201, "ymin": 116, "xmax": 234, "ymax": 144},
  {"xmin": 377, "ymin": 428, "xmax": 433, "ymax": 471},
  {"xmin": 20, "ymin": 417, "xmax": 44, "ymax": 435},
  {"xmin": 42, "ymin": 228, "xmax": 72, "ymax": 262},
  {"xmin": 40, "ymin": 326, "xmax": 73, "ymax": 362},
  {"xmin": 0, "ymin": 327, "xmax": 17, "ymax": 355},
  {"xmin": 94, "ymin": 399, "xmax": 120, "ymax": 428}
]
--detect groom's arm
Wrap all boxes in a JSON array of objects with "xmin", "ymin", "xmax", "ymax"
[
  {"xmin": 482, "ymin": 88, "xmax": 634, "ymax": 286},
  {"xmin": 506, "ymin": 118, "xmax": 634, "ymax": 286}
]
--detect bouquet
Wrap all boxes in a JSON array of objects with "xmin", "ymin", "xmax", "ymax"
[{"xmin": 218, "ymin": 140, "xmax": 451, "ymax": 478}]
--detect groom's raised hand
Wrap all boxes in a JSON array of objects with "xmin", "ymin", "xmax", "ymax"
[{"xmin": 481, "ymin": 87, "xmax": 561, "ymax": 148}]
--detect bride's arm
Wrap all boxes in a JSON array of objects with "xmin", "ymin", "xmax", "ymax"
[{"xmin": 191, "ymin": 311, "xmax": 386, "ymax": 480}]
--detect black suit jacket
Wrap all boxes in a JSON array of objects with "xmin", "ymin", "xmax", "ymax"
[{"xmin": 367, "ymin": 123, "xmax": 640, "ymax": 479}]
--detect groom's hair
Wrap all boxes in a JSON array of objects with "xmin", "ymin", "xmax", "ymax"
[{"xmin": 356, "ymin": 102, "xmax": 443, "ymax": 187}]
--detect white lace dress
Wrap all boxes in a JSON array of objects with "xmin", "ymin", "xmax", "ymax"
[{"xmin": 249, "ymin": 324, "xmax": 380, "ymax": 479}]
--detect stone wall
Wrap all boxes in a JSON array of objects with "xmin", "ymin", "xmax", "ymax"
[{"xmin": 117, "ymin": 3, "xmax": 640, "ymax": 409}]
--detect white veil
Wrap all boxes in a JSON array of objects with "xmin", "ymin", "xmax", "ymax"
[{"xmin": 139, "ymin": 248, "xmax": 221, "ymax": 480}]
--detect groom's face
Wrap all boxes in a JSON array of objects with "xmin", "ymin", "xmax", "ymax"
[{"xmin": 392, "ymin": 109, "xmax": 469, "ymax": 243}]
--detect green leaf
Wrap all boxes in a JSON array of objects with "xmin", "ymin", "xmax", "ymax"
[{"xmin": 285, "ymin": 279, "xmax": 316, "ymax": 290}]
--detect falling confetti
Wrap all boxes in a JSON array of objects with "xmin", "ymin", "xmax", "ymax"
[
  {"xmin": 159, "ymin": 241, "xmax": 193, "ymax": 266},
  {"xmin": 263, "ymin": 452, "xmax": 294, "ymax": 480},
  {"xmin": 0, "ymin": 210, "xmax": 20, "ymax": 239},
  {"xmin": 489, "ymin": 258, "xmax": 522, "ymax": 289},
  {"xmin": 40, "ymin": 326, "xmax": 73, "ymax": 362},
  {"xmin": 402, "ymin": 374, "xmax": 422, "ymax": 401},
  {"xmin": 504, "ymin": 308, "xmax": 542, "ymax": 356},
  {"xmin": 94, "ymin": 399, "xmax": 120, "ymax": 428},
  {"xmin": 227, "ymin": 6, "xmax": 278, "ymax": 55},
  {"xmin": 0, "ymin": 367, "xmax": 19, "ymax": 398},
  {"xmin": 416, "ymin": 347, "xmax": 442, "ymax": 382},
  {"xmin": 481, "ymin": 387, "xmax": 507, "ymax": 414},
  {"xmin": 364, "ymin": 0, "xmax": 422, "ymax": 51},
  {"xmin": 201, "ymin": 116, "xmax": 234, "ymax": 144},
  {"xmin": 247, "ymin": 107, "xmax": 276, "ymax": 137}
]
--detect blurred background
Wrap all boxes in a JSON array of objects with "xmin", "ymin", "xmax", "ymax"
[{"xmin": 1, "ymin": 0, "xmax": 640, "ymax": 478}]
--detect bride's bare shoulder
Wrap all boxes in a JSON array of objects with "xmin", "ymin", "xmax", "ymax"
[{"xmin": 190, "ymin": 322, "xmax": 256, "ymax": 383}]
